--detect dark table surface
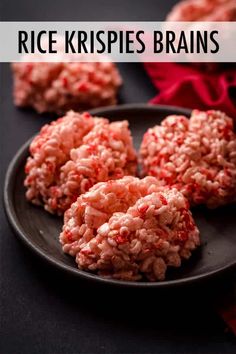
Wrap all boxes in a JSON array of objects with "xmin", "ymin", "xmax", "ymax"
[{"xmin": 1, "ymin": 1, "xmax": 236, "ymax": 353}]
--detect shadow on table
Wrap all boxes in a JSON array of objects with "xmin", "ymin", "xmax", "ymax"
[{"xmin": 17, "ymin": 238, "xmax": 236, "ymax": 336}]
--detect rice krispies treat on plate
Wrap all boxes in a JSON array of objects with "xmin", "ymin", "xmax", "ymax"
[
  {"xmin": 60, "ymin": 176, "xmax": 200, "ymax": 281},
  {"xmin": 24, "ymin": 111, "xmax": 137, "ymax": 215},
  {"xmin": 12, "ymin": 61, "xmax": 122, "ymax": 114},
  {"xmin": 140, "ymin": 110, "xmax": 236, "ymax": 208}
]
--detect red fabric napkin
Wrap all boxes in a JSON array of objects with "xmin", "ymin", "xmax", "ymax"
[{"xmin": 144, "ymin": 62, "xmax": 236, "ymax": 119}]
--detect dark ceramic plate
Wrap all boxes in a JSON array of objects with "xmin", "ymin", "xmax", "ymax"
[{"xmin": 4, "ymin": 104, "xmax": 236, "ymax": 287}]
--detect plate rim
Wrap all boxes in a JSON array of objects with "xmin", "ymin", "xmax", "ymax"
[{"xmin": 4, "ymin": 103, "xmax": 236, "ymax": 288}]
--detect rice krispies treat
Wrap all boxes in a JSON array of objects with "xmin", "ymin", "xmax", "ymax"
[
  {"xmin": 12, "ymin": 61, "xmax": 122, "ymax": 114},
  {"xmin": 166, "ymin": 0, "xmax": 236, "ymax": 21},
  {"xmin": 140, "ymin": 110, "xmax": 236, "ymax": 208},
  {"xmin": 166, "ymin": 0, "xmax": 236, "ymax": 72},
  {"xmin": 60, "ymin": 176, "xmax": 200, "ymax": 281},
  {"xmin": 24, "ymin": 111, "xmax": 137, "ymax": 215}
]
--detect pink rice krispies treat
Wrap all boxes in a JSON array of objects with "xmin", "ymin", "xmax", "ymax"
[
  {"xmin": 140, "ymin": 110, "xmax": 236, "ymax": 208},
  {"xmin": 60, "ymin": 176, "xmax": 200, "ymax": 281},
  {"xmin": 24, "ymin": 111, "xmax": 137, "ymax": 214},
  {"xmin": 166, "ymin": 0, "xmax": 236, "ymax": 21},
  {"xmin": 12, "ymin": 61, "xmax": 122, "ymax": 114},
  {"xmin": 166, "ymin": 0, "xmax": 236, "ymax": 72}
]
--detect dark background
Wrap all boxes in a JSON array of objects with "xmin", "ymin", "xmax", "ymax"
[{"xmin": 1, "ymin": 1, "xmax": 236, "ymax": 353}]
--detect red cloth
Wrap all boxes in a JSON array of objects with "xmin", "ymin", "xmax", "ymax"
[{"xmin": 144, "ymin": 62, "xmax": 236, "ymax": 119}]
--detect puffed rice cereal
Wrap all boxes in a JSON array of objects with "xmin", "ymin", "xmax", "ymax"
[{"xmin": 60, "ymin": 176, "xmax": 200, "ymax": 281}]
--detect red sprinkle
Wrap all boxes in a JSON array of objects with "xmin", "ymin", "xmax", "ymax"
[
  {"xmin": 62, "ymin": 77, "xmax": 68, "ymax": 88},
  {"xmin": 115, "ymin": 235, "xmax": 127, "ymax": 244},
  {"xmin": 77, "ymin": 82, "xmax": 89, "ymax": 92},
  {"xmin": 83, "ymin": 112, "xmax": 91, "ymax": 119},
  {"xmin": 25, "ymin": 165, "xmax": 30, "ymax": 174},
  {"xmin": 181, "ymin": 208, "xmax": 194, "ymax": 230},
  {"xmin": 81, "ymin": 249, "xmax": 93, "ymax": 256},
  {"xmin": 159, "ymin": 194, "xmax": 168, "ymax": 205},
  {"xmin": 138, "ymin": 204, "xmax": 149, "ymax": 214},
  {"xmin": 177, "ymin": 231, "xmax": 188, "ymax": 242},
  {"xmin": 65, "ymin": 230, "xmax": 73, "ymax": 242}
]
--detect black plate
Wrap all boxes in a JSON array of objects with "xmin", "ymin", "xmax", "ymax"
[{"xmin": 4, "ymin": 104, "xmax": 236, "ymax": 287}]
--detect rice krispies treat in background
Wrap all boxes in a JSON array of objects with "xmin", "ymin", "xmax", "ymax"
[
  {"xmin": 166, "ymin": 0, "xmax": 236, "ymax": 72},
  {"xmin": 140, "ymin": 110, "xmax": 236, "ymax": 208},
  {"xmin": 24, "ymin": 111, "xmax": 137, "ymax": 215},
  {"xmin": 60, "ymin": 176, "xmax": 200, "ymax": 281},
  {"xmin": 12, "ymin": 61, "xmax": 122, "ymax": 114},
  {"xmin": 166, "ymin": 0, "xmax": 236, "ymax": 21}
]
